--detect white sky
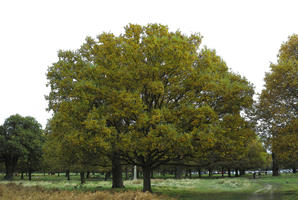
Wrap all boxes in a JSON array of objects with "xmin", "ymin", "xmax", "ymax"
[{"xmin": 0, "ymin": 0, "xmax": 297, "ymax": 128}]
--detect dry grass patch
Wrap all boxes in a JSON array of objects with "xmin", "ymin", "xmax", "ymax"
[
  {"xmin": 130, "ymin": 179, "xmax": 143, "ymax": 185},
  {"xmin": 0, "ymin": 183, "xmax": 173, "ymax": 200}
]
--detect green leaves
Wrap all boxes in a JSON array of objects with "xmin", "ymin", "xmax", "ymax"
[
  {"xmin": 0, "ymin": 114, "xmax": 44, "ymax": 175},
  {"xmin": 257, "ymin": 34, "xmax": 298, "ymax": 169},
  {"xmin": 278, "ymin": 34, "xmax": 298, "ymax": 62},
  {"xmin": 46, "ymin": 24, "xmax": 258, "ymax": 190}
]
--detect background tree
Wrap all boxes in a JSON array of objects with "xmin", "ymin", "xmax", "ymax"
[
  {"xmin": 0, "ymin": 114, "xmax": 43, "ymax": 180},
  {"xmin": 273, "ymin": 119, "xmax": 298, "ymax": 173},
  {"xmin": 257, "ymin": 34, "xmax": 297, "ymax": 176},
  {"xmin": 46, "ymin": 111, "xmax": 110, "ymax": 184},
  {"xmin": 241, "ymin": 138, "xmax": 268, "ymax": 172},
  {"xmin": 42, "ymin": 132, "xmax": 71, "ymax": 179},
  {"xmin": 188, "ymin": 48, "xmax": 255, "ymax": 177}
]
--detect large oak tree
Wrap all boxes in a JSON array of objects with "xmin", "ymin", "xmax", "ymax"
[{"xmin": 47, "ymin": 24, "xmax": 255, "ymax": 192}]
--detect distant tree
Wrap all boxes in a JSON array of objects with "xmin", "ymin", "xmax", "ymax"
[
  {"xmin": 0, "ymin": 114, "xmax": 43, "ymax": 180},
  {"xmin": 43, "ymin": 115, "xmax": 110, "ymax": 184},
  {"xmin": 274, "ymin": 119, "xmax": 298, "ymax": 173},
  {"xmin": 257, "ymin": 34, "xmax": 297, "ymax": 176},
  {"xmin": 243, "ymin": 138, "xmax": 268, "ymax": 171},
  {"xmin": 42, "ymin": 133, "xmax": 70, "ymax": 178}
]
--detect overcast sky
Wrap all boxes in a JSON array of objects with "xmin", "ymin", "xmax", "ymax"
[{"xmin": 0, "ymin": 0, "xmax": 297, "ymax": 128}]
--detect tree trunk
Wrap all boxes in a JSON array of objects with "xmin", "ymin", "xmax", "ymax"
[
  {"xmin": 175, "ymin": 166, "xmax": 183, "ymax": 179},
  {"xmin": 111, "ymin": 154, "xmax": 124, "ymax": 188},
  {"xmin": 161, "ymin": 170, "xmax": 165, "ymax": 177},
  {"xmin": 150, "ymin": 169, "xmax": 154, "ymax": 178},
  {"xmin": 240, "ymin": 169, "xmax": 245, "ymax": 176},
  {"xmin": 4, "ymin": 157, "xmax": 18, "ymax": 180},
  {"xmin": 66, "ymin": 170, "xmax": 70, "ymax": 181},
  {"xmin": 133, "ymin": 165, "xmax": 137, "ymax": 180},
  {"xmin": 86, "ymin": 171, "xmax": 90, "ymax": 179},
  {"xmin": 208, "ymin": 169, "xmax": 212, "ymax": 177},
  {"xmin": 228, "ymin": 169, "xmax": 231, "ymax": 177},
  {"xmin": 142, "ymin": 166, "xmax": 152, "ymax": 192},
  {"xmin": 28, "ymin": 170, "xmax": 32, "ymax": 181},
  {"xmin": 80, "ymin": 171, "xmax": 85, "ymax": 184},
  {"xmin": 21, "ymin": 172, "xmax": 24, "ymax": 180},
  {"xmin": 104, "ymin": 171, "xmax": 111, "ymax": 181},
  {"xmin": 235, "ymin": 169, "xmax": 239, "ymax": 177},
  {"xmin": 125, "ymin": 167, "xmax": 128, "ymax": 180},
  {"xmin": 293, "ymin": 166, "xmax": 296, "ymax": 174},
  {"xmin": 198, "ymin": 168, "xmax": 201, "ymax": 178},
  {"xmin": 221, "ymin": 168, "xmax": 224, "ymax": 177},
  {"xmin": 272, "ymin": 152, "xmax": 279, "ymax": 176},
  {"xmin": 184, "ymin": 168, "xmax": 188, "ymax": 178},
  {"xmin": 189, "ymin": 169, "xmax": 192, "ymax": 178}
]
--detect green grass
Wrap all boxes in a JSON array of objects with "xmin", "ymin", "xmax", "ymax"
[{"xmin": 0, "ymin": 173, "xmax": 297, "ymax": 200}]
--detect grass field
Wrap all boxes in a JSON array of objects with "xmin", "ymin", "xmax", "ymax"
[{"xmin": 0, "ymin": 173, "xmax": 297, "ymax": 200}]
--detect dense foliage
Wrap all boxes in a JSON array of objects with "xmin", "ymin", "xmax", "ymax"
[
  {"xmin": 257, "ymin": 34, "xmax": 298, "ymax": 175},
  {"xmin": 0, "ymin": 114, "xmax": 44, "ymax": 180}
]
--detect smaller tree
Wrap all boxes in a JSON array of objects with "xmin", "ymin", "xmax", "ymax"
[
  {"xmin": 19, "ymin": 117, "xmax": 44, "ymax": 180},
  {"xmin": 245, "ymin": 139, "xmax": 268, "ymax": 171},
  {"xmin": 274, "ymin": 119, "xmax": 298, "ymax": 173},
  {"xmin": 0, "ymin": 114, "xmax": 43, "ymax": 180}
]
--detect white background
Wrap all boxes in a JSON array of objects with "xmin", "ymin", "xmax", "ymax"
[{"xmin": 0, "ymin": 0, "xmax": 297, "ymax": 127}]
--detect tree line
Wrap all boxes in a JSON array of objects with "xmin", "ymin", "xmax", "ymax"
[{"xmin": 0, "ymin": 24, "xmax": 297, "ymax": 192}]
